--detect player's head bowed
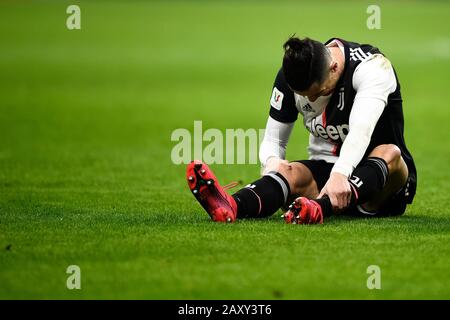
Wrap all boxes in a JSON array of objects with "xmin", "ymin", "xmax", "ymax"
[{"xmin": 282, "ymin": 36, "xmax": 338, "ymax": 101}]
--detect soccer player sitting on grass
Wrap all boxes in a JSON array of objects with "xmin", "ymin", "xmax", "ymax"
[{"xmin": 186, "ymin": 36, "xmax": 417, "ymax": 224}]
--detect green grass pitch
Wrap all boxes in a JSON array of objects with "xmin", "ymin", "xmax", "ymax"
[{"xmin": 0, "ymin": 1, "xmax": 449, "ymax": 299}]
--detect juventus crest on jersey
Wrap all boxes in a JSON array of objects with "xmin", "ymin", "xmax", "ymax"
[{"xmin": 268, "ymin": 37, "xmax": 416, "ymax": 184}]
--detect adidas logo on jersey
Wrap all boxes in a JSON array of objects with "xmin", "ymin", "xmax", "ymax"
[
  {"xmin": 307, "ymin": 117, "xmax": 349, "ymax": 141},
  {"xmin": 302, "ymin": 103, "xmax": 314, "ymax": 113}
]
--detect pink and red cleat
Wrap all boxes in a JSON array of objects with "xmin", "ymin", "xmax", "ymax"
[
  {"xmin": 186, "ymin": 160, "xmax": 237, "ymax": 223},
  {"xmin": 283, "ymin": 197, "xmax": 324, "ymax": 225}
]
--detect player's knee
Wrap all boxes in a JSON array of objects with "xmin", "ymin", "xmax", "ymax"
[
  {"xmin": 270, "ymin": 162, "xmax": 300, "ymax": 195},
  {"xmin": 370, "ymin": 144, "xmax": 403, "ymax": 172},
  {"xmin": 276, "ymin": 162, "xmax": 313, "ymax": 195},
  {"xmin": 371, "ymin": 144, "xmax": 401, "ymax": 164},
  {"xmin": 275, "ymin": 161, "xmax": 293, "ymax": 179}
]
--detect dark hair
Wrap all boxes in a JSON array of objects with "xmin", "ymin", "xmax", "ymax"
[{"xmin": 282, "ymin": 36, "xmax": 330, "ymax": 91}]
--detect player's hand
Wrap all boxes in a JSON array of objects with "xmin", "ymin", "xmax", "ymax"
[
  {"xmin": 318, "ymin": 172, "xmax": 352, "ymax": 211},
  {"xmin": 261, "ymin": 157, "xmax": 290, "ymax": 175}
]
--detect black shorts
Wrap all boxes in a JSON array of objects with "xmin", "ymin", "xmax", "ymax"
[{"xmin": 293, "ymin": 159, "xmax": 416, "ymax": 217}]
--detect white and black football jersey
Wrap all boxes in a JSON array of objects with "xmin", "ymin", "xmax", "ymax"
[{"xmin": 268, "ymin": 38, "xmax": 416, "ymax": 186}]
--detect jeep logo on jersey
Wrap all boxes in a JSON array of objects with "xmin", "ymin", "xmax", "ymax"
[
  {"xmin": 307, "ymin": 117, "xmax": 349, "ymax": 141},
  {"xmin": 270, "ymin": 87, "xmax": 284, "ymax": 110}
]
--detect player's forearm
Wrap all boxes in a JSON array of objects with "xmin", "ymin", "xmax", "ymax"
[
  {"xmin": 259, "ymin": 117, "xmax": 294, "ymax": 166},
  {"xmin": 259, "ymin": 141, "xmax": 286, "ymax": 166},
  {"xmin": 331, "ymin": 97, "xmax": 385, "ymax": 177},
  {"xmin": 332, "ymin": 129, "xmax": 371, "ymax": 177}
]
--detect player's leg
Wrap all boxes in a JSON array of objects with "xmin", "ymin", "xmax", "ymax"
[
  {"xmin": 186, "ymin": 160, "xmax": 321, "ymax": 222},
  {"xmin": 232, "ymin": 161, "xmax": 319, "ymax": 219},
  {"xmin": 285, "ymin": 144, "xmax": 409, "ymax": 224},
  {"xmin": 356, "ymin": 144, "xmax": 408, "ymax": 214}
]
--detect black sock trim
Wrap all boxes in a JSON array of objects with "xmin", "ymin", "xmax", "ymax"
[
  {"xmin": 366, "ymin": 157, "xmax": 389, "ymax": 187},
  {"xmin": 314, "ymin": 196, "xmax": 333, "ymax": 217}
]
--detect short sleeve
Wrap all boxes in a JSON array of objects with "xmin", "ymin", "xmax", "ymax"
[{"xmin": 269, "ymin": 68, "xmax": 298, "ymax": 123}]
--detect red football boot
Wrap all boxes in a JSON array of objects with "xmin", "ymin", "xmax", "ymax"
[
  {"xmin": 283, "ymin": 197, "xmax": 323, "ymax": 224},
  {"xmin": 186, "ymin": 160, "xmax": 238, "ymax": 223}
]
